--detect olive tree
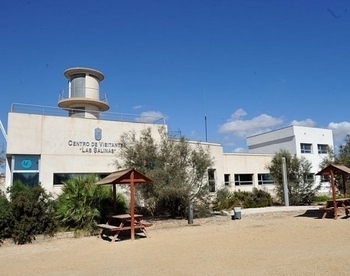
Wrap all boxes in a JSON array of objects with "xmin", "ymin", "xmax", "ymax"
[
  {"xmin": 266, "ymin": 149, "xmax": 320, "ymax": 205},
  {"xmin": 318, "ymin": 146, "xmax": 335, "ymax": 170},
  {"xmin": 318, "ymin": 135, "xmax": 350, "ymax": 194},
  {"xmin": 115, "ymin": 127, "xmax": 213, "ymax": 217},
  {"xmin": 336, "ymin": 134, "xmax": 350, "ymax": 167}
]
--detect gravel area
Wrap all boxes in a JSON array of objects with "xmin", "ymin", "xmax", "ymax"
[{"xmin": 0, "ymin": 206, "xmax": 349, "ymax": 276}]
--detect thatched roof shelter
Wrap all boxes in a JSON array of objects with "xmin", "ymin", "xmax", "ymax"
[
  {"xmin": 95, "ymin": 168, "xmax": 153, "ymax": 240},
  {"xmin": 316, "ymin": 164, "xmax": 350, "ymax": 218}
]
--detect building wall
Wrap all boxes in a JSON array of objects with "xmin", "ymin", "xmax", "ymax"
[
  {"xmin": 223, "ymin": 153, "xmax": 274, "ymax": 194},
  {"xmin": 6, "ymin": 112, "xmax": 165, "ymax": 196},
  {"xmin": 247, "ymin": 125, "xmax": 334, "ymax": 192},
  {"xmin": 247, "ymin": 125, "xmax": 333, "ymax": 172},
  {"xmin": 247, "ymin": 126, "xmax": 296, "ymax": 154},
  {"xmin": 5, "ymin": 110, "xmax": 334, "ymax": 197},
  {"xmin": 293, "ymin": 125, "xmax": 333, "ymax": 171},
  {"xmin": 186, "ymin": 140, "xmax": 225, "ymax": 193}
]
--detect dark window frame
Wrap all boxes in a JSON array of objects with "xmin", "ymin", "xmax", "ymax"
[
  {"xmin": 258, "ymin": 173, "xmax": 274, "ymax": 185},
  {"xmin": 224, "ymin": 174, "xmax": 230, "ymax": 186},
  {"xmin": 235, "ymin": 174, "xmax": 253, "ymax": 186},
  {"xmin": 53, "ymin": 173, "xmax": 110, "ymax": 185},
  {"xmin": 300, "ymin": 143, "xmax": 312, "ymax": 154},
  {"xmin": 317, "ymin": 144, "xmax": 328, "ymax": 154},
  {"xmin": 208, "ymin": 169, "xmax": 216, "ymax": 192}
]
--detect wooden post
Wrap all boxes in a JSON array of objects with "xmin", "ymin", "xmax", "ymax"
[
  {"xmin": 130, "ymin": 170, "xmax": 135, "ymax": 241},
  {"xmin": 113, "ymin": 184, "xmax": 117, "ymax": 215},
  {"xmin": 331, "ymin": 170, "xmax": 337, "ymax": 219},
  {"xmin": 343, "ymin": 174, "xmax": 347, "ymax": 198}
]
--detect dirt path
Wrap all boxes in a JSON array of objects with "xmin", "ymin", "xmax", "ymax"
[{"xmin": 1, "ymin": 210, "xmax": 349, "ymax": 276}]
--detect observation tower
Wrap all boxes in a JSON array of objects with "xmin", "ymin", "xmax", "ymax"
[{"xmin": 58, "ymin": 67, "xmax": 109, "ymax": 119}]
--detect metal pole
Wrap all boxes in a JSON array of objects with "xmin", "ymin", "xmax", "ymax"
[
  {"xmin": 282, "ymin": 157, "xmax": 289, "ymax": 206},
  {"xmin": 188, "ymin": 203, "xmax": 193, "ymax": 224},
  {"xmin": 204, "ymin": 89, "xmax": 207, "ymax": 142},
  {"xmin": 205, "ymin": 116, "xmax": 207, "ymax": 142}
]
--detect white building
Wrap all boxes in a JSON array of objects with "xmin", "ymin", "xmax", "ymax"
[
  {"xmin": 4, "ymin": 67, "xmax": 165, "ymax": 195},
  {"xmin": 247, "ymin": 126, "xmax": 333, "ymax": 190},
  {"xmin": 3, "ymin": 67, "xmax": 334, "ymax": 196}
]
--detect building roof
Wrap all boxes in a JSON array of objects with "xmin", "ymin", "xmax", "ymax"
[
  {"xmin": 316, "ymin": 164, "xmax": 350, "ymax": 176},
  {"xmin": 95, "ymin": 168, "xmax": 153, "ymax": 185}
]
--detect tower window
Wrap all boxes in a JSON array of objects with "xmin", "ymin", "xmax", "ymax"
[{"xmin": 69, "ymin": 107, "xmax": 85, "ymax": 117}]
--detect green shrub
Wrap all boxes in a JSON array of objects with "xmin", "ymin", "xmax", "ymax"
[
  {"xmin": 213, "ymin": 188, "xmax": 241, "ymax": 211},
  {"xmin": 213, "ymin": 188, "xmax": 273, "ymax": 211},
  {"xmin": 154, "ymin": 187, "xmax": 189, "ymax": 218},
  {"xmin": 9, "ymin": 181, "xmax": 56, "ymax": 245},
  {"xmin": 192, "ymin": 200, "xmax": 212, "ymax": 218},
  {"xmin": 0, "ymin": 191, "xmax": 14, "ymax": 244},
  {"xmin": 313, "ymin": 194, "xmax": 331, "ymax": 203},
  {"xmin": 55, "ymin": 175, "xmax": 127, "ymax": 232},
  {"xmin": 98, "ymin": 186, "xmax": 128, "ymax": 221}
]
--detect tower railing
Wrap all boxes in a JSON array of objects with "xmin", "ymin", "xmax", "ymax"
[{"xmin": 58, "ymin": 89, "xmax": 108, "ymax": 103}]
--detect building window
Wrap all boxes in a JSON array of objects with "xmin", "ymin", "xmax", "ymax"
[
  {"xmin": 317, "ymin": 144, "xmax": 328, "ymax": 154},
  {"xmin": 53, "ymin": 173, "xmax": 110, "ymax": 185},
  {"xmin": 13, "ymin": 173, "xmax": 39, "ymax": 187},
  {"xmin": 300, "ymin": 143, "xmax": 312, "ymax": 154},
  {"xmin": 69, "ymin": 106, "xmax": 85, "ymax": 117},
  {"xmin": 14, "ymin": 155, "xmax": 39, "ymax": 170},
  {"xmin": 13, "ymin": 155, "xmax": 40, "ymax": 187},
  {"xmin": 224, "ymin": 174, "xmax": 230, "ymax": 186},
  {"xmin": 304, "ymin": 173, "xmax": 314, "ymax": 182},
  {"xmin": 70, "ymin": 74, "xmax": 86, "ymax": 98},
  {"xmin": 258, "ymin": 173, "xmax": 274, "ymax": 185},
  {"xmin": 208, "ymin": 169, "xmax": 216, "ymax": 192},
  {"xmin": 235, "ymin": 174, "xmax": 253, "ymax": 186},
  {"xmin": 320, "ymin": 175, "xmax": 330, "ymax": 182}
]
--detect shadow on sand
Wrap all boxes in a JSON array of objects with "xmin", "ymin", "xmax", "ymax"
[{"xmin": 295, "ymin": 209, "xmax": 350, "ymax": 220}]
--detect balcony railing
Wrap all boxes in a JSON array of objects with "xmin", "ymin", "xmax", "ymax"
[
  {"xmin": 10, "ymin": 103, "xmax": 166, "ymax": 125},
  {"xmin": 58, "ymin": 89, "xmax": 108, "ymax": 104}
]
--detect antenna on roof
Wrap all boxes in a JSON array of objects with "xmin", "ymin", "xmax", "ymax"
[
  {"xmin": 0, "ymin": 120, "xmax": 7, "ymax": 142},
  {"xmin": 204, "ymin": 89, "xmax": 207, "ymax": 142}
]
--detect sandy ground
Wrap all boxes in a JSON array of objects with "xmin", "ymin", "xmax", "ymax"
[{"xmin": 1, "ymin": 207, "xmax": 350, "ymax": 276}]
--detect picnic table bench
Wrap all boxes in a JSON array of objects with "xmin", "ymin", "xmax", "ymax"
[
  {"xmin": 319, "ymin": 198, "xmax": 350, "ymax": 219},
  {"xmin": 97, "ymin": 214, "xmax": 152, "ymax": 242}
]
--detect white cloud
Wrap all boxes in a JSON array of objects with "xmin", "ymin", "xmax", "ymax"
[
  {"xmin": 328, "ymin": 121, "xmax": 350, "ymax": 142},
  {"xmin": 233, "ymin": 147, "xmax": 248, "ymax": 153},
  {"xmin": 218, "ymin": 109, "xmax": 283, "ymax": 138},
  {"xmin": 136, "ymin": 111, "xmax": 167, "ymax": 123},
  {"xmin": 132, "ymin": 105, "xmax": 142, "ymax": 110},
  {"xmin": 290, "ymin": 119, "xmax": 316, "ymax": 127},
  {"xmin": 217, "ymin": 110, "xmax": 350, "ymax": 152},
  {"xmin": 230, "ymin": 108, "xmax": 247, "ymax": 120}
]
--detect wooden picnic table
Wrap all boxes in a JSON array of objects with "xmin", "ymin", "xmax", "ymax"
[
  {"xmin": 97, "ymin": 214, "xmax": 151, "ymax": 242},
  {"xmin": 319, "ymin": 198, "xmax": 350, "ymax": 219}
]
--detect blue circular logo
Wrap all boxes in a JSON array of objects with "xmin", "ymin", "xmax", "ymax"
[{"xmin": 21, "ymin": 159, "xmax": 32, "ymax": 169}]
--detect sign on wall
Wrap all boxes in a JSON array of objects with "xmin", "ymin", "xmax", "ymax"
[{"xmin": 67, "ymin": 127, "xmax": 121, "ymax": 154}]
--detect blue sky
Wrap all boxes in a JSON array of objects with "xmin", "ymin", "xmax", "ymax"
[{"xmin": 1, "ymin": 0, "xmax": 350, "ymax": 152}]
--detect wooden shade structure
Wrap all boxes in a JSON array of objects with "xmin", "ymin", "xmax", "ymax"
[
  {"xmin": 95, "ymin": 168, "xmax": 153, "ymax": 240},
  {"xmin": 316, "ymin": 164, "xmax": 350, "ymax": 218}
]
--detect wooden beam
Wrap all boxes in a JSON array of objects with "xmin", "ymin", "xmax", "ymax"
[
  {"xmin": 331, "ymin": 170, "xmax": 337, "ymax": 219},
  {"xmin": 113, "ymin": 184, "xmax": 117, "ymax": 215},
  {"xmin": 130, "ymin": 170, "xmax": 135, "ymax": 241}
]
